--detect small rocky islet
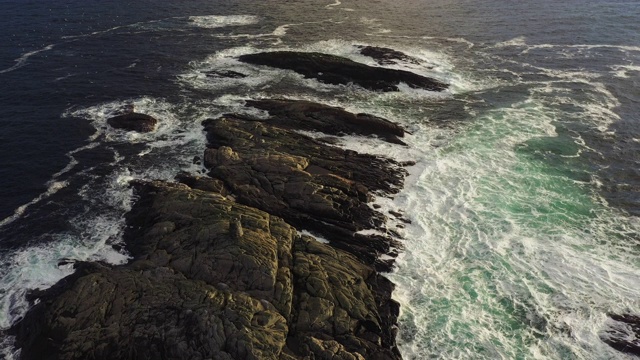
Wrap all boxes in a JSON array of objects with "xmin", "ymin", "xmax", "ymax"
[{"xmin": 9, "ymin": 50, "xmax": 639, "ymax": 359}]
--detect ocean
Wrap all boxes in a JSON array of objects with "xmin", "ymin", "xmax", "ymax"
[{"xmin": 1, "ymin": 0, "xmax": 639, "ymax": 358}]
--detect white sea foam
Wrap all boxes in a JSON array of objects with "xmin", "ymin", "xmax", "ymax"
[
  {"xmin": 0, "ymin": 44, "xmax": 55, "ymax": 74},
  {"xmin": 0, "ymin": 141, "xmax": 102, "ymax": 229},
  {"xmin": 325, "ymin": 0, "xmax": 341, "ymax": 9},
  {"xmin": 212, "ymin": 20, "xmax": 335, "ymax": 46},
  {"xmin": 611, "ymin": 64, "xmax": 640, "ymax": 78},
  {"xmin": 359, "ymin": 17, "xmax": 391, "ymax": 34},
  {"xmin": 0, "ymin": 181, "xmax": 68, "ymax": 228},
  {"xmin": 382, "ymin": 91, "xmax": 640, "ymax": 359},
  {"xmin": 188, "ymin": 15, "xmax": 259, "ymax": 29},
  {"xmin": 494, "ymin": 36, "xmax": 529, "ymax": 48},
  {"xmin": 0, "ymin": 170, "xmax": 133, "ymax": 331}
]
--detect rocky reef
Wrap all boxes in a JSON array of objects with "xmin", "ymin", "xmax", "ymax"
[
  {"xmin": 238, "ymin": 51, "xmax": 447, "ymax": 92},
  {"xmin": 10, "ymin": 99, "xmax": 411, "ymax": 359}
]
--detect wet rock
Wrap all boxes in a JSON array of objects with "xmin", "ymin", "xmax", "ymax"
[
  {"xmin": 175, "ymin": 171, "xmax": 227, "ymax": 195},
  {"xmin": 12, "ymin": 180, "xmax": 402, "ymax": 360},
  {"xmin": 357, "ymin": 45, "xmax": 421, "ymax": 66},
  {"xmin": 12, "ymin": 100, "xmax": 408, "ymax": 360},
  {"xmin": 205, "ymin": 70, "xmax": 247, "ymax": 79},
  {"xmin": 245, "ymin": 99, "xmax": 408, "ymax": 145},
  {"xmin": 388, "ymin": 210, "xmax": 411, "ymax": 224},
  {"xmin": 107, "ymin": 112, "xmax": 158, "ymax": 133},
  {"xmin": 238, "ymin": 51, "xmax": 447, "ymax": 92},
  {"xmin": 202, "ymin": 114, "xmax": 404, "ymax": 269},
  {"xmin": 12, "ymin": 261, "xmax": 288, "ymax": 360},
  {"xmin": 601, "ymin": 313, "xmax": 640, "ymax": 356}
]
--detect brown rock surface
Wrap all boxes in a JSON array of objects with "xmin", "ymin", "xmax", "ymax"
[
  {"xmin": 202, "ymin": 111, "xmax": 406, "ymax": 270},
  {"xmin": 11, "ymin": 100, "xmax": 408, "ymax": 360},
  {"xmin": 12, "ymin": 180, "xmax": 401, "ymax": 360}
]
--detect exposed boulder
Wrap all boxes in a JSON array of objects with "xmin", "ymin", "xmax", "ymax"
[
  {"xmin": 107, "ymin": 112, "xmax": 158, "ymax": 133},
  {"xmin": 238, "ymin": 51, "xmax": 447, "ymax": 92}
]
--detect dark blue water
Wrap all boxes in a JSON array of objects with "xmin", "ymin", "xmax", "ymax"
[{"xmin": 1, "ymin": 0, "xmax": 639, "ymax": 358}]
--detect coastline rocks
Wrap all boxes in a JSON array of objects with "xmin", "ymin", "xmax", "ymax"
[
  {"xmin": 11, "ymin": 179, "xmax": 401, "ymax": 360},
  {"xmin": 11, "ymin": 100, "xmax": 408, "ymax": 359},
  {"xmin": 202, "ymin": 110, "xmax": 406, "ymax": 270},
  {"xmin": 600, "ymin": 313, "xmax": 640, "ymax": 356},
  {"xmin": 245, "ymin": 99, "xmax": 408, "ymax": 145},
  {"xmin": 107, "ymin": 112, "xmax": 158, "ymax": 133},
  {"xmin": 12, "ymin": 260, "xmax": 288, "ymax": 360},
  {"xmin": 238, "ymin": 51, "xmax": 447, "ymax": 92}
]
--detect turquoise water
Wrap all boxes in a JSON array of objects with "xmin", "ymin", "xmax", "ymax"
[{"xmin": 386, "ymin": 76, "xmax": 640, "ymax": 359}]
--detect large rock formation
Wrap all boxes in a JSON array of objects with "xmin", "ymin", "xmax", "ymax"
[
  {"xmin": 12, "ymin": 180, "xmax": 401, "ymax": 360},
  {"xmin": 203, "ymin": 100, "xmax": 409, "ymax": 271},
  {"xmin": 238, "ymin": 51, "xmax": 447, "ymax": 92},
  {"xmin": 11, "ymin": 99, "xmax": 409, "ymax": 359}
]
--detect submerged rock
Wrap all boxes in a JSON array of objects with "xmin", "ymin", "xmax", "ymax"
[
  {"xmin": 601, "ymin": 313, "xmax": 640, "ymax": 356},
  {"xmin": 107, "ymin": 112, "xmax": 158, "ymax": 133},
  {"xmin": 357, "ymin": 45, "xmax": 421, "ymax": 66},
  {"xmin": 205, "ymin": 70, "xmax": 247, "ymax": 79},
  {"xmin": 238, "ymin": 51, "xmax": 447, "ymax": 92}
]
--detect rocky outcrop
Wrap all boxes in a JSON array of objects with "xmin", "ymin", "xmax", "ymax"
[
  {"xmin": 601, "ymin": 313, "xmax": 640, "ymax": 356},
  {"xmin": 202, "ymin": 102, "xmax": 408, "ymax": 271},
  {"xmin": 11, "ymin": 100, "xmax": 408, "ymax": 359},
  {"xmin": 357, "ymin": 46, "xmax": 421, "ymax": 66},
  {"xmin": 12, "ymin": 179, "xmax": 401, "ymax": 360},
  {"xmin": 107, "ymin": 112, "xmax": 158, "ymax": 133},
  {"xmin": 238, "ymin": 51, "xmax": 447, "ymax": 92},
  {"xmin": 244, "ymin": 99, "xmax": 408, "ymax": 145}
]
